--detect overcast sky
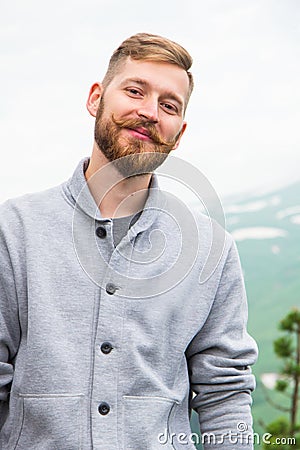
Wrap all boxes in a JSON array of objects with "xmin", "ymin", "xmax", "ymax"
[{"xmin": 1, "ymin": 0, "xmax": 299, "ymax": 203}]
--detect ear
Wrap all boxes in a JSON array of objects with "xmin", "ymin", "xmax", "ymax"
[
  {"xmin": 86, "ymin": 82, "xmax": 104, "ymax": 117},
  {"xmin": 172, "ymin": 122, "xmax": 187, "ymax": 151}
]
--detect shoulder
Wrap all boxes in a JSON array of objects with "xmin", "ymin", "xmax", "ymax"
[
  {"xmin": 0, "ymin": 183, "xmax": 66, "ymax": 230},
  {"xmin": 191, "ymin": 206, "xmax": 235, "ymax": 254}
]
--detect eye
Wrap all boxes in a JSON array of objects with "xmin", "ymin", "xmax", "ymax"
[
  {"xmin": 125, "ymin": 87, "xmax": 143, "ymax": 97},
  {"xmin": 160, "ymin": 102, "xmax": 178, "ymax": 114}
]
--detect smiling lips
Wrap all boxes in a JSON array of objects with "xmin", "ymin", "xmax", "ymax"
[{"xmin": 126, "ymin": 127, "xmax": 152, "ymax": 141}]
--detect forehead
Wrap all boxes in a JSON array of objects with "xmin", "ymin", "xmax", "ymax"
[{"xmin": 109, "ymin": 57, "xmax": 190, "ymax": 104}]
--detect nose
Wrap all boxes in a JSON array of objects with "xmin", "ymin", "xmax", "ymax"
[{"xmin": 137, "ymin": 97, "xmax": 159, "ymax": 123}]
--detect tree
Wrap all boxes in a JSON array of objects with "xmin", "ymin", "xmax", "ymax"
[{"xmin": 262, "ymin": 308, "xmax": 300, "ymax": 448}]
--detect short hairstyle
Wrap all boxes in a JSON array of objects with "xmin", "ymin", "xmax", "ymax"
[{"xmin": 102, "ymin": 33, "xmax": 194, "ymax": 105}]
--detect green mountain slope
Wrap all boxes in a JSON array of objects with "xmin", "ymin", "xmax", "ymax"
[{"xmin": 224, "ymin": 181, "xmax": 300, "ymax": 441}]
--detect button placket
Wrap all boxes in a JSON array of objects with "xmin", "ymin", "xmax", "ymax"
[
  {"xmin": 91, "ymin": 283, "xmax": 121, "ymax": 429},
  {"xmin": 91, "ymin": 231, "xmax": 132, "ymax": 445},
  {"xmin": 93, "ymin": 221, "xmax": 115, "ymax": 271}
]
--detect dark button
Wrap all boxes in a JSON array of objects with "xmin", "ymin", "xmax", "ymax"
[
  {"xmin": 101, "ymin": 342, "xmax": 113, "ymax": 354},
  {"xmin": 98, "ymin": 402, "xmax": 110, "ymax": 415},
  {"xmin": 96, "ymin": 226, "xmax": 107, "ymax": 239},
  {"xmin": 106, "ymin": 283, "xmax": 117, "ymax": 295}
]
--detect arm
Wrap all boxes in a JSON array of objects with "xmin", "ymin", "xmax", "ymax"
[
  {"xmin": 0, "ymin": 208, "xmax": 22, "ymax": 428},
  {"xmin": 186, "ymin": 239, "xmax": 258, "ymax": 449}
]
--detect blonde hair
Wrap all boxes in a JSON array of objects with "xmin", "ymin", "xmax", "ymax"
[{"xmin": 102, "ymin": 33, "xmax": 194, "ymax": 104}]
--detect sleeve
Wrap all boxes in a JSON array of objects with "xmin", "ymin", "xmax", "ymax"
[
  {"xmin": 0, "ymin": 212, "xmax": 21, "ymax": 415},
  {"xmin": 186, "ymin": 239, "xmax": 258, "ymax": 449}
]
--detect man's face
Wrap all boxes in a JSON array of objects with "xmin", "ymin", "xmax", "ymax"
[{"xmin": 94, "ymin": 58, "xmax": 189, "ymax": 177}]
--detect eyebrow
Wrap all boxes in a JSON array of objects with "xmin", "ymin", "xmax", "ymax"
[{"xmin": 120, "ymin": 78, "xmax": 185, "ymax": 111}]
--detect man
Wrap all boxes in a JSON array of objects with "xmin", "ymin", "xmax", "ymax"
[{"xmin": 0, "ymin": 33, "xmax": 258, "ymax": 449}]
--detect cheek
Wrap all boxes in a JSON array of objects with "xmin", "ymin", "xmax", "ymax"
[
  {"xmin": 163, "ymin": 121, "xmax": 183, "ymax": 140},
  {"xmin": 107, "ymin": 95, "xmax": 135, "ymax": 116}
]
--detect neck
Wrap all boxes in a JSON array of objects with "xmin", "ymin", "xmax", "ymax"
[{"xmin": 85, "ymin": 144, "xmax": 152, "ymax": 218}]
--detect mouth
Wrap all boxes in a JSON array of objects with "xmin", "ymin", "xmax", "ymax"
[{"xmin": 125, "ymin": 127, "xmax": 153, "ymax": 141}]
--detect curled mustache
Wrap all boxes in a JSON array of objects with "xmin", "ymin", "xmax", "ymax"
[{"xmin": 111, "ymin": 114, "xmax": 178, "ymax": 147}]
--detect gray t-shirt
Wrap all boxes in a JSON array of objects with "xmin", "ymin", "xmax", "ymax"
[{"xmin": 112, "ymin": 212, "xmax": 141, "ymax": 247}]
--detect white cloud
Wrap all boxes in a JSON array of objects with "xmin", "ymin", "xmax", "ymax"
[
  {"xmin": 232, "ymin": 227, "xmax": 287, "ymax": 241},
  {"xmin": 277, "ymin": 206, "xmax": 300, "ymax": 219},
  {"xmin": 290, "ymin": 215, "xmax": 300, "ymax": 225}
]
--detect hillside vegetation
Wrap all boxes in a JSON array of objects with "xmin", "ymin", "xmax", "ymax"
[{"xmin": 225, "ymin": 181, "xmax": 300, "ymax": 441}]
